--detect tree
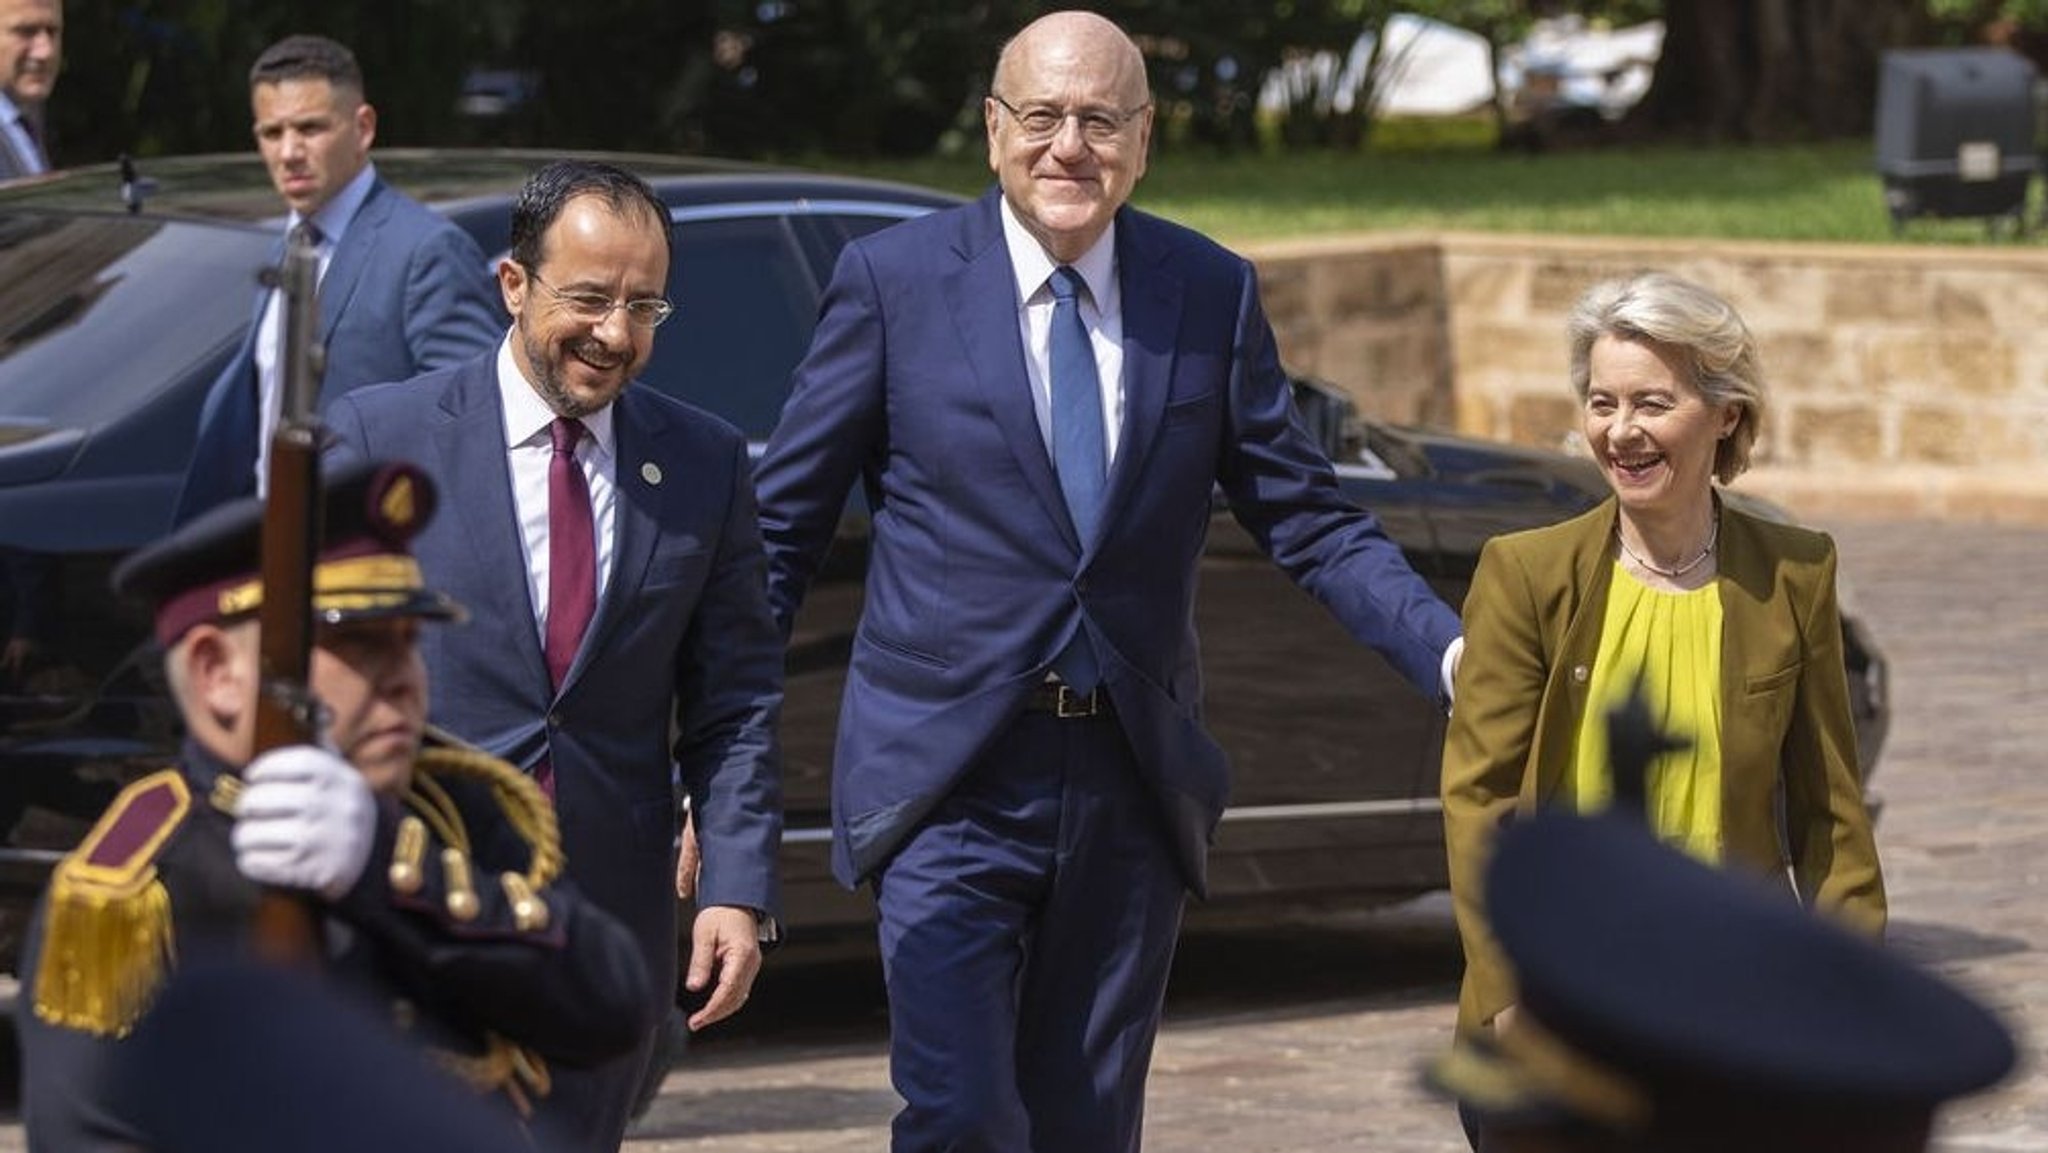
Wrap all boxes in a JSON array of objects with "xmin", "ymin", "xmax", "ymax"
[
  {"xmin": 1626, "ymin": 0, "xmax": 1925, "ymax": 141},
  {"xmin": 48, "ymin": 1, "xmax": 500, "ymax": 165}
]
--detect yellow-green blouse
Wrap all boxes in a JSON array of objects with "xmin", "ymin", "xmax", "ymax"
[{"xmin": 1568, "ymin": 561, "xmax": 1724, "ymax": 863}]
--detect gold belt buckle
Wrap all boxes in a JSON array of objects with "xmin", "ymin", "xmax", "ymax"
[{"xmin": 1054, "ymin": 684, "xmax": 1098, "ymax": 718}]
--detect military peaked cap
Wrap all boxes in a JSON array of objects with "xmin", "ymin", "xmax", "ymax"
[{"xmin": 114, "ymin": 459, "xmax": 465, "ymax": 644}]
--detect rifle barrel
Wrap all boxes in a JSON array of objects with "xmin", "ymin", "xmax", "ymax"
[{"xmin": 249, "ymin": 230, "xmax": 327, "ymax": 960}]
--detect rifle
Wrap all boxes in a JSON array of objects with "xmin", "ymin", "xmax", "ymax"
[{"xmin": 249, "ymin": 225, "xmax": 328, "ymax": 962}]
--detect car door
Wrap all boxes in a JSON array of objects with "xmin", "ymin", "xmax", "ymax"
[
  {"xmin": 1194, "ymin": 416, "xmax": 1454, "ymax": 908},
  {"xmin": 635, "ymin": 201, "xmax": 934, "ymax": 933}
]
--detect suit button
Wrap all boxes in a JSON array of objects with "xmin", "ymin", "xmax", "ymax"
[
  {"xmin": 1076, "ymin": 577, "xmax": 1090, "ymax": 594},
  {"xmin": 547, "ymin": 711, "xmax": 563, "ymax": 729},
  {"xmin": 1571, "ymin": 664, "xmax": 1590, "ymax": 684}
]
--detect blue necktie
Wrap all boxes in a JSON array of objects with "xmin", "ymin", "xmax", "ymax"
[
  {"xmin": 1048, "ymin": 266, "xmax": 1104, "ymax": 690},
  {"xmin": 16, "ymin": 115, "xmax": 44, "ymax": 171}
]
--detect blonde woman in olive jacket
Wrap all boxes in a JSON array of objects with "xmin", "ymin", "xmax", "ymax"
[{"xmin": 1442, "ymin": 272, "xmax": 1886, "ymax": 1040}]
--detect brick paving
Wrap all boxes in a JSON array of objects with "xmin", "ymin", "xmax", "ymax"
[
  {"xmin": 1, "ymin": 516, "xmax": 2043, "ymax": 1150},
  {"xmin": 620, "ymin": 517, "xmax": 2048, "ymax": 1152}
]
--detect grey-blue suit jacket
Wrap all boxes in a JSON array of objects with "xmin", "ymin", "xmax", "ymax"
[
  {"xmin": 175, "ymin": 177, "xmax": 501, "ymax": 522},
  {"xmin": 325, "ymin": 354, "xmax": 785, "ymax": 1000}
]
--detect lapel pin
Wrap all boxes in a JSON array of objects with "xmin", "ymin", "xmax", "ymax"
[{"xmin": 641, "ymin": 462, "xmax": 663, "ymax": 486}]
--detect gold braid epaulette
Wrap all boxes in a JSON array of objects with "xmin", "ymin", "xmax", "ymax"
[
  {"xmin": 392, "ymin": 732, "xmax": 565, "ymax": 932},
  {"xmin": 33, "ymin": 768, "xmax": 188, "ymax": 1037},
  {"xmin": 400, "ymin": 733, "xmax": 562, "ymax": 1107}
]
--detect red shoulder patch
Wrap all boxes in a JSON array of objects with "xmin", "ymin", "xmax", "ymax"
[{"xmin": 72, "ymin": 769, "xmax": 190, "ymax": 880}]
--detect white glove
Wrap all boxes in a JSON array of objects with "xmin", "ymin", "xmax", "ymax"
[{"xmin": 232, "ymin": 745, "xmax": 378, "ymax": 900}]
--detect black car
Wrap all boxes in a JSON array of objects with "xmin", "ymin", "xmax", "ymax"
[{"xmin": 0, "ymin": 150, "xmax": 1890, "ymax": 970}]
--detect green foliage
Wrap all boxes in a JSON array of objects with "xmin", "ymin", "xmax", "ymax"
[
  {"xmin": 1366, "ymin": 114, "xmax": 1498, "ymax": 151},
  {"xmin": 47, "ymin": 0, "xmax": 497, "ymax": 162},
  {"xmin": 834, "ymin": 139, "xmax": 2046, "ymax": 247},
  {"xmin": 36, "ymin": 0, "xmax": 2048, "ymax": 169},
  {"xmin": 687, "ymin": 1, "xmax": 1026, "ymax": 158},
  {"xmin": 1926, "ymin": 0, "xmax": 2048, "ymax": 28}
]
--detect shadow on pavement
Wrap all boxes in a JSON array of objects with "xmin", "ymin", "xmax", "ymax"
[
  {"xmin": 1887, "ymin": 918, "xmax": 2032, "ymax": 968},
  {"xmin": 676, "ymin": 894, "xmax": 1464, "ymax": 1068},
  {"xmin": 633, "ymin": 1084, "xmax": 901, "ymax": 1141}
]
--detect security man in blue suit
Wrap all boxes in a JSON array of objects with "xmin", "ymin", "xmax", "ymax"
[
  {"xmin": 174, "ymin": 33, "xmax": 500, "ymax": 523},
  {"xmin": 754, "ymin": 11, "xmax": 1464, "ymax": 1151}
]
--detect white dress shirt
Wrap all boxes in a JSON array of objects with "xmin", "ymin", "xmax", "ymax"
[
  {"xmin": 996, "ymin": 197, "xmax": 1465, "ymax": 701},
  {"xmin": 252, "ymin": 164, "xmax": 380, "ymax": 489},
  {"xmin": 494, "ymin": 338, "xmax": 618, "ymax": 637},
  {"xmin": 999, "ymin": 197, "xmax": 1124, "ymax": 468}
]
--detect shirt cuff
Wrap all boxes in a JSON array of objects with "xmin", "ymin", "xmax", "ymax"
[{"xmin": 1440, "ymin": 635, "xmax": 1466, "ymax": 706}]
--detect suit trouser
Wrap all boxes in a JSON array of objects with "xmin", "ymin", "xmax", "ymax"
[
  {"xmin": 531, "ymin": 1019, "xmax": 660, "ymax": 1153},
  {"xmin": 875, "ymin": 708, "xmax": 1188, "ymax": 1153}
]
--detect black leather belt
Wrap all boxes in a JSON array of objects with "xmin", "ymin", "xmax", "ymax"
[{"xmin": 1024, "ymin": 681, "xmax": 1109, "ymax": 718}]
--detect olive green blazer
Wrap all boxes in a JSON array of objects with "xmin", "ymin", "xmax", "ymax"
[{"xmin": 1442, "ymin": 497, "xmax": 1887, "ymax": 1035}]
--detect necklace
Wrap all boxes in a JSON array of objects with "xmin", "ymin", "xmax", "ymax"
[{"xmin": 1616, "ymin": 519, "xmax": 1719, "ymax": 578}]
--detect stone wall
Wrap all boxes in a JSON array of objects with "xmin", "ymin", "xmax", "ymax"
[
  {"xmin": 1245, "ymin": 234, "xmax": 1458, "ymax": 430},
  {"xmin": 1245, "ymin": 231, "xmax": 2048, "ymax": 524}
]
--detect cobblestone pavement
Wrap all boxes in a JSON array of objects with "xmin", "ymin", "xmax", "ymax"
[
  {"xmin": 619, "ymin": 517, "xmax": 2048, "ymax": 1152},
  {"xmin": 0, "ymin": 517, "xmax": 2042, "ymax": 1150}
]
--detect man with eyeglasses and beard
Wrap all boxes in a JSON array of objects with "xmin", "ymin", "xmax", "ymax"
[
  {"xmin": 752, "ymin": 10, "xmax": 1464, "ymax": 1152},
  {"xmin": 325, "ymin": 159, "xmax": 784, "ymax": 1153}
]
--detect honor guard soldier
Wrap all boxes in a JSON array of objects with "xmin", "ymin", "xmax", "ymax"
[
  {"xmin": 18, "ymin": 459, "xmax": 655, "ymax": 1152},
  {"xmin": 1426, "ymin": 806, "xmax": 2017, "ymax": 1153}
]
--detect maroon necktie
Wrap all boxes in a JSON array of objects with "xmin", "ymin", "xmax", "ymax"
[
  {"xmin": 544, "ymin": 416, "xmax": 596, "ymax": 689},
  {"xmin": 538, "ymin": 418, "xmax": 595, "ymax": 799}
]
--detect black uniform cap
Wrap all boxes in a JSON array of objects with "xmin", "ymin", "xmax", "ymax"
[{"xmin": 113, "ymin": 459, "xmax": 465, "ymax": 644}]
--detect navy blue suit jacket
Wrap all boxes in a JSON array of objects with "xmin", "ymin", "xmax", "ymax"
[
  {"xmin": 756, "ymin": 191, "xmax": 1461, "ymax": 894},
  {"xmin": 175, "ymin": 177, "xmax": 501, "ymax": 522},
  {"xmin": 326, "ymin": 355, "xmax": 784, "ymax": 1000}
]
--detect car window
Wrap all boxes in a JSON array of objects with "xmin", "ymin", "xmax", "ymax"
[
  {"xmin": 644, "ymin": 215, "xmax": 819, "ymax": 441},
  {"xmin": 829, "ymin": 211, "xmax": 918, "ymax": 243},
  {"xmin": 0, "ymin": 213, "xmax": 266, "ymax": 434}
]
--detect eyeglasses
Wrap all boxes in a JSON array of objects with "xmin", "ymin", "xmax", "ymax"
[
  {"xmin": 526, "ymin": 269, "xmax": 675, "ymax": 328},
  {"xmin": 990, "ymin": 94, "xmax": 1151, "ymax": 145}
]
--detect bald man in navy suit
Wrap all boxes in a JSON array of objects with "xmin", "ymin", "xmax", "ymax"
[{"xmin": 754, "ymin": 11, "xmax": 1463, "ymax": 1152}]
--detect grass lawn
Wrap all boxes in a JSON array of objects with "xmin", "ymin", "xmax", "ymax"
[{"xmin": 830, "ymin": 138, "xmax": 2046, "ymax": 250}]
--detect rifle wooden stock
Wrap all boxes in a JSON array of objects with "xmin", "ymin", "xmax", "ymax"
[{"xmin": 249, "ymin": 230, "xmax": 327, "ymax": 962}]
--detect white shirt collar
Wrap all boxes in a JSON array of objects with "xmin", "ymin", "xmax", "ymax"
[
  {"xmin": 494, "ymin": 336, "xmax": 617, "ymax": 456},
  {"xmin": 999, "ymin": 195, "xmax": 1117, "ymax": 309}
]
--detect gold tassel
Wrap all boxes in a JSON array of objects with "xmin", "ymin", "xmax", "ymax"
[
  {"xmin": 389, "ymin": 815, "xmax": 428, "ymax": 895},
  {"xmin": 32, "ymin": 770, "xmax": 188, "ymax": 1037},
  {"xmin": 33, "ymin": 864, "xmax": 175, "ymax": 1037},
  {"xmin": 443, "ymin": 848, "xmax": 480, "ymax": 922},
  {"xmin": 500, "ymin": 871, "xmax": 550, "ymax": 932}
]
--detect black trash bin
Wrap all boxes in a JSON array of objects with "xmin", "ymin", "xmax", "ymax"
[{"xmin": 1874, "ymin": 48, "xmax": 2038, "ymax": 234}]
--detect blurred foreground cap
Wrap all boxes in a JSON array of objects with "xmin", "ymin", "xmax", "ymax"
[
  {"xmin": 112, "ymin": 955, "xmax": 534, "ymax": 1153},
  {"xmin": 1426, "ymin": 812, "xmax": 2016, "ymax": 1151},
  {"xmin": 114, "ymin": 459, "xmax": 465, "ymax": 645}
]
